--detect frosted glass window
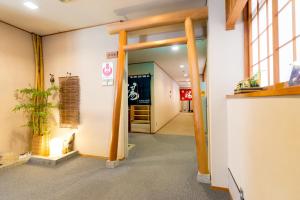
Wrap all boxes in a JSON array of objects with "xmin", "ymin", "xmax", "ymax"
[
  {"xmin": 278, "ymin": 3, "xmax": 293, "ymax": 46},
  {"xmin": 252, "ymin": 16, "xmax": 258, "ymax": 41},
  {"xmin": 268, "ymin": 0, "xmax": 272, "ymax": 25},
  {"xmin": 252, "ymin": 40, "xmax": 259, "ymax": 65},
  {"xmin": 260, "ymin": 31, "xmax": 268, "ymax": 60},
  {"xmin": 252, "ymin": 0, "xmax": 258, "ymax": 15},
  {"xmin": 259, "ymin": 3, "xmax": 267, "ymax": 33},
  {"xmin": 253, "ymin": 65, "xmax": 259, "ymax": 76},
  {"xmin": 279, "ymin": 42, "xmax": 294, "ymax": 82},
  {"xmin": 260, "ymin": 60, "xmax": 269, "ymax": 86},
  {"xmin": 297, "ymin": 38, "xmax": 300, "ymax": 62},
  {"xmin": 269, "ymin": 56, "xmax": 274, "ymax": 85},
  {"xmin": 268, "ymin": 25, "xmax": 273, "ymax": 55},
  {"xmin": 278, "ymin": 0, "xmax": 290, "ymax": 11},
  {"xmin": 296, "ymin": 0, "xmax": 300, "ymax": 35}
]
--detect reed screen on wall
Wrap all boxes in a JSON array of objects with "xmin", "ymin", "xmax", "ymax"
[{"xmin": 59, "ymin": 76, "xmax": 80, "ymax": 128}]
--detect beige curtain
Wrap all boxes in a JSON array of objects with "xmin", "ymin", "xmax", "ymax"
[{"xmin": 32, "ymin": 34, "xmax": 44, "ymax": 90}]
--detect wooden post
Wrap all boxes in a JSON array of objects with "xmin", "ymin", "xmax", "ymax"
[
  {"xmin": 185, "ymin": 17, "xmax": 209, "ymax": 174},
  {"xmin": 109, "ymin": 30, "xmax": 127, "ymax": 161}
]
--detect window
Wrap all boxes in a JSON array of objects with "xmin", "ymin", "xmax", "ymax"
[{"xmin": 248, "ymin": 0, "xmax": 300, "ymax": 86}]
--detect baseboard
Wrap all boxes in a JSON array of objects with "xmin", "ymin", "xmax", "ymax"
[
  {"xmin": 79, "ymin": 154, "xmax": 125, "ymax": 161},
  {"xmin": 211, "ymin": 186, "xmax": 233, "ymax": 200},
  {"xmin": 210, "ymin": 186, "xmax": 229, "ymax": 192},
  {"xmin": 79, "ymin": 154, "xmax": 108, "ymax": 160}
]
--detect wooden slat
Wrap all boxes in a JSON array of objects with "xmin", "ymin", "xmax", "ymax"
[
  {"xmin": 107, "ymin": 7, "xmax": 208, "ymax": 34},
  {"xmin": 272, "ymin": 0, "xmax": 280, "ymax": 83},
  {"xmin": 226, "ymin": 0, "xmax": 248, "ymax": 30},
  {"xmin": 243, "ymin": 3, "xmax": 250, "ymax": 78},
  {"xmin": 109, "ymin": 30, "xmax": 127, "ymax": 161},
  {"xmin": 124, "ymin": 37, "xmax": 187, "ymax": 51},
  {"xmin": 185, "ymin": 17, "xmax": 209, "ymax": 174}
]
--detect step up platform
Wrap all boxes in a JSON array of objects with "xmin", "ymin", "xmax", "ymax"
[{"xmin": 29, "ymin": 151, "xmax": 78, "ymax": 167}]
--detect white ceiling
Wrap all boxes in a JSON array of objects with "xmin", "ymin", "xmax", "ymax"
[
  {"xmin": 0, "ymin": 0, "xmax": 206, "ymax": 35},
  {"xmin": 128, "ymin": 40, "xmax": 207, "ymax": 87}
]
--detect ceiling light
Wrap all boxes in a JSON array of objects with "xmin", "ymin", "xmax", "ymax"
[
  {"xmin": 171, "ymin": 45, "xmax": 179, "ymax": 51},
  {"xmin": 184, "ymin": 74, "xmax": 188, "ymax": 77},
  {"xmin": 179, "ymin": 65, "xmax": 185, "ymax": 68},
  {"xmin": 24, "ymin": 1, "xmax": 39, "ymax": 10}
]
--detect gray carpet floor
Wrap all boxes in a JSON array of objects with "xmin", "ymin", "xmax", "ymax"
[{"xmin": 0, "ymin": 133, "xmax": 230, "ymax": 200}]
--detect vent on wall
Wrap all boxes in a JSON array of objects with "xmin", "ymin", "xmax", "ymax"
[{"xmin": 59, "ymin": 76, "xmax": 80, "ymax": 128}]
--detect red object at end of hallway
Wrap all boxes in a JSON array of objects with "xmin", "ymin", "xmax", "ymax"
[{"xmin": 180, "ymin": 89, "xmax": 192, "ymax": 101}]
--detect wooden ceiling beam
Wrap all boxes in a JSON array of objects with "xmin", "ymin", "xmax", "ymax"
[
  {"xmin": 124, "ymin": 37, "xmax": 187, "ymax": 51},
  {"xmin": 107, "ymin": 7, "xmax": 208, "ymax": 34},
  {"xmin": 226, "ymin": 0, "xmax": 248, "ymax": 30}
]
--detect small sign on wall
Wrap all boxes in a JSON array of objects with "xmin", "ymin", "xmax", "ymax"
[
  {"xmin": 106, "ymin": 51, "xmax": 118, "ymax": 59},
  {"xmin": 102, "ymin": 62, "xmax": 114, "ymax": 86}
]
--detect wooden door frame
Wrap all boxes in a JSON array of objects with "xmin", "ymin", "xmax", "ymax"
[{"xmin": 107, "ymin": 7, "xmax": 209, "ymax": 175}]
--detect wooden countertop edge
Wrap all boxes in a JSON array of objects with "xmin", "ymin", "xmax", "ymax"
[{"xmin": 226, "ymin": 84, "xmax": 300, "ymax": 99}]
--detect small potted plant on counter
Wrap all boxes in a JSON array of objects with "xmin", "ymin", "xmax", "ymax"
[{"xmin": 13, "ymin": 84, "xmax": 59, "ymax": 156}]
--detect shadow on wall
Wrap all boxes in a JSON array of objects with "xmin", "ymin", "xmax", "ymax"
[{"xmin": 9, "ymin": 129, "xmax": 31, "ymax": 155}]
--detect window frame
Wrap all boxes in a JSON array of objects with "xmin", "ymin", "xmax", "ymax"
[{"xmin": 246, "ymin": 0, "xmax": 299, "ymax": 85}]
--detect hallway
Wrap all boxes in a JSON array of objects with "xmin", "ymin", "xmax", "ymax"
[
  {"xmin": 0, "ymin": 133, "xmax": 229, "ymax": 200},
  {"xmin": 157, "ymin": 112, "xmax": 195, "ymax": 136}
]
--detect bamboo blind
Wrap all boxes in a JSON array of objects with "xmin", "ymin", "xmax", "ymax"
[{"xmin": 59, "ymin": 76, "xmax": 80, "ymax": 128}]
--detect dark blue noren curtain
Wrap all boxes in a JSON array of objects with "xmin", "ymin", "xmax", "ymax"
[{"xmin": 128, "ymin": 74, "xmax": 151, "ymax": 105}]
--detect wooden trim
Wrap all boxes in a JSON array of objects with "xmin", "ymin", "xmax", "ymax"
[
  {"xmin": 0, "ymin": 19, "xmax": 32, "ymax": 34},
  {"xmin": 226, "ymin": 0, "xmax": 248, "ymax": 30},
  {"xmin": 107, "ymin": 7, "xmax": 208, "ymax": 34},
  {"xmin": 272, "ymin": 0, "xmax": 280, "ymax": 83},
  {"xmin": 248, "ymin": 0, "xmax": 253, "ymax": 75},
  {"xmin": 257, "ymin": 0, "xmax": 261, "ymax": 78},
  {"xmin": 210, "ymin": 186, "xmax": 230, "ymax": 192},
  {"xmin": 226, "ymin": 84, "xmax": 300, "ymax": 98},
  {"xmin": 266, "ymin": 0, "xmax": 270, "ymax": 85},
  {"xmin": 124, "ymin": 37, "xmax": 187, "ymax": 51},
  {"xmin": 43, "ymin": 20, "xmax": 123, "ymax": 37},
  {"xmin": 244, "ymin": 3, "xmax": 250, "ymax": 78},
  {"xmin": 80, "ymin": 154, "xmax": 108, "ymax": 160},
  {"xmin": 185, "ymin": 17, "xmax": 209, "ymax": 174},
  {"xmin": 202, "ymin": 59, "xmax": 207, "ymax": 82},
  {"xmin": 292, "ymin": 0, "xmax": 297, "ymax": 61},
  {"xmin": 109, "ymin": 30, "xmax": 127, "ymax": 161}
]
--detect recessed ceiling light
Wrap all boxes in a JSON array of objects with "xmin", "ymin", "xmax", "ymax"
[
  {"xmin": 171, "ymin": 45, "xmax": 179, "ymax": 51},
  {"xmin": 24, "ymin": 1, "xmax": 39, "ymax": 10},
  {"xmin": 184, "ymin": 74, "xmax": 188, "ymax": 77},
  {"xmin": 179, "ymin": 65, "xmax": 185, "ymax": 68}
]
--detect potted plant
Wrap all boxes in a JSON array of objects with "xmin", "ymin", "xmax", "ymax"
[{"xmin": 13, "ymin": 85, "xmax": 59, "ymax": 156}]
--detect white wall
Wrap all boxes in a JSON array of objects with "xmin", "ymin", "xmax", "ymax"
[
  {"xmin": 0, "ymin": 22, "xmax": 35, "ymax": 154},
  {"xmin": 227, "ymin": 97, "xmax": 300, "ymax": 200},
  {"xmin": 43, "ymin": 26, "xmax": 127, "ymax": 159},
  {"xmin": 207, "ymin": 0, "xmax": 244, "ymax": 187},
  {"xmin": 153, "ymin": 63, "xmax": 180, "ymax": 132}
]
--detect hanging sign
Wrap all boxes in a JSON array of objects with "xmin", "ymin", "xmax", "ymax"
[
  {"xmin": 180, "ymin": 89, "xmax": 192, "ymax": 101},
  {"xmin": 102, "ymin": 62, "xmax": 113, "ymax": 86},
  {"xmin": 128, "ymin": 74, "xmax": 151, "ymax": 105}
]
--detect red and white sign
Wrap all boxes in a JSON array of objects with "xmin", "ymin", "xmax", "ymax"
[
  {"xmin": 102, "ymin": 62, "xmax": 113, "ymax": 80},
  {"xmin": 180, "ymin": 89, "xmax": 192, "ymax": 101}
]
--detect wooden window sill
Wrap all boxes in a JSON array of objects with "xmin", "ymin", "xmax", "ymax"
[{"xmin": 226, "ymin": 83, "xmax": 300, "ymax": 99}]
